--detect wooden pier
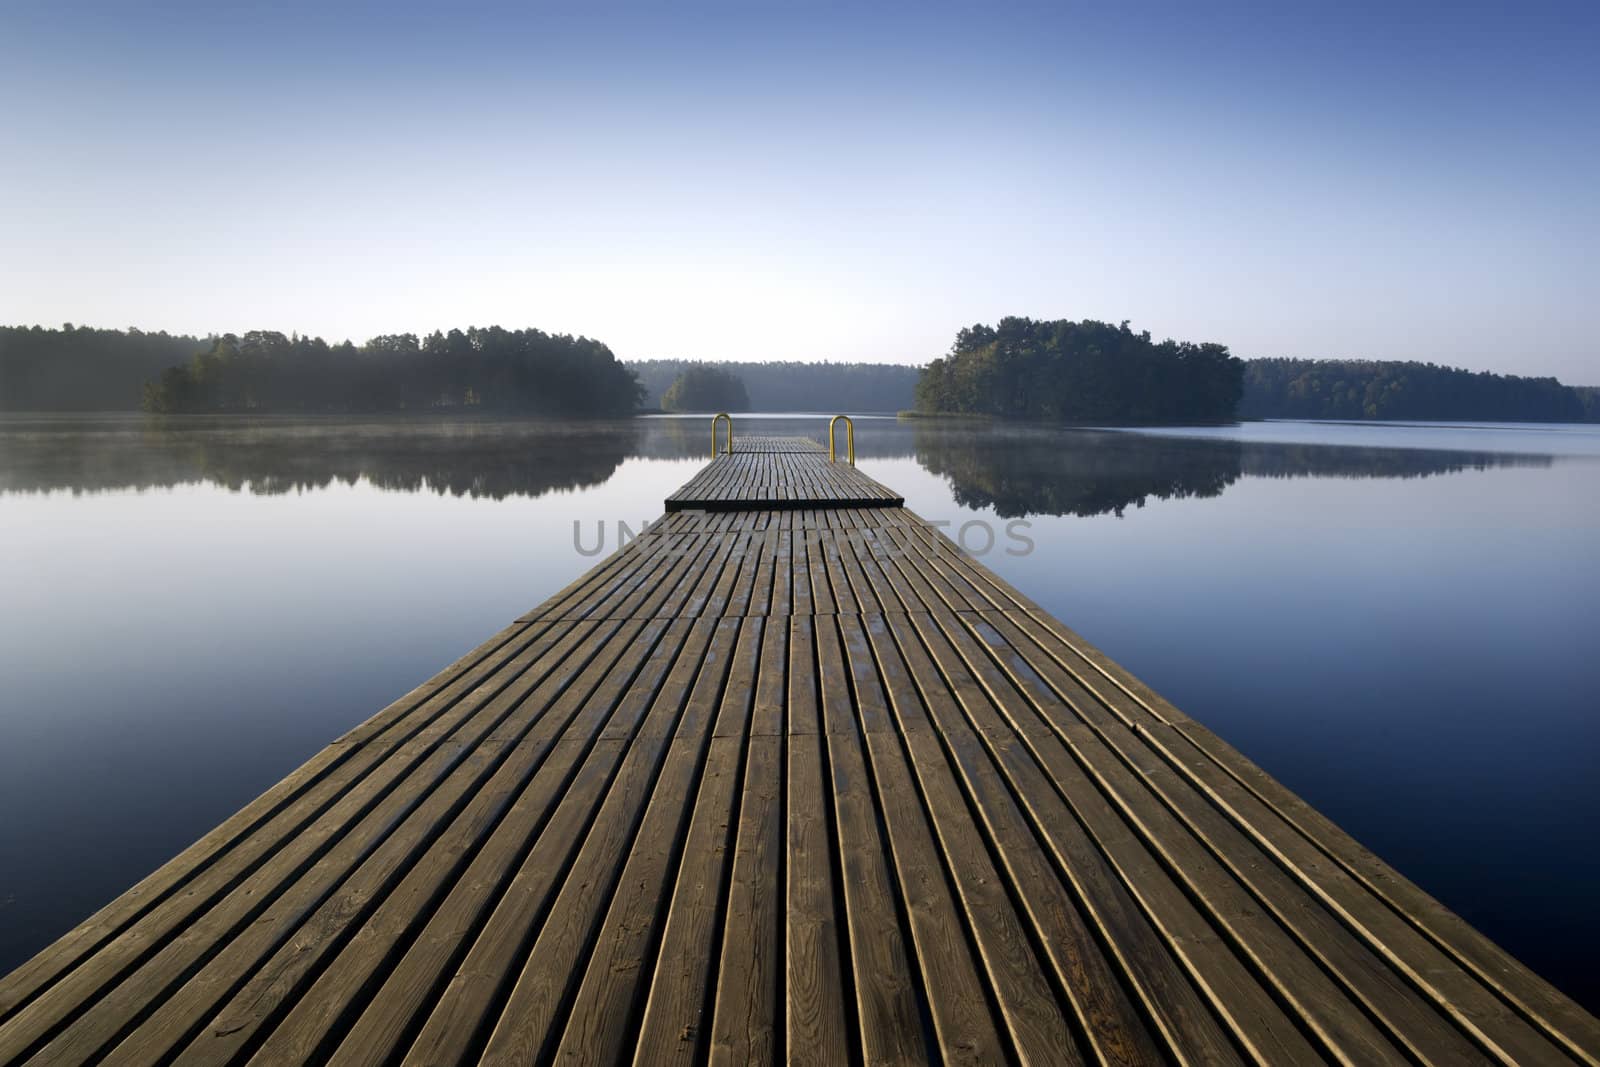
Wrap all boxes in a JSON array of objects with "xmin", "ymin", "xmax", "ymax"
[{"xmin": 2, "ymin": 434, "xmax": 1597, "ymax": 1066}]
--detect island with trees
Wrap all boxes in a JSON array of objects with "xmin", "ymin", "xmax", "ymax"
[
  {"xmin": 632, "ymin": 359, "xmax": 918, "ymax": 412},
  {"xmin": 659, "ymin": 365, "xmax": 750, "ymax": 412},
  {"xmin": 914, "ymin": 317, "xmax": 1244, "ymax": 423}
]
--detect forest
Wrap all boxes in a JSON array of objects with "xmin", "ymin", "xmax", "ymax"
[
  {"xmin": 2, "ymin": 325, "xmax": 642, "ymax": 415},
  {"xmin": 141, "ymin": 328, "xmax": 641, "ymax": 414},
  {"xmin": 915, "ymin": 317, "xmax": 1243, "ymax": 423},
  {"xmin": 1, "ymin": 325, "xmax": 205, "ymax": 410},
  {"xmin": 631, "ymin": 359, "xmax": 918, "ymax": 412},
  {"xmin": 1242, "ymin": 359, "xmax": 1599, "ymax": 422},
  {"xmin": 661, "ymin": 365, "xmax": 750, "ymax": 412}
]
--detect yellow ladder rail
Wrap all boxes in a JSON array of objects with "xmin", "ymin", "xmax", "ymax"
[
  {"xmin": 828, "ymin": 414, "xmax": 855, "ymax": 465},
  {"xmin": 711, "ymin": 413, "xmax": 734, "ymax": 456}
]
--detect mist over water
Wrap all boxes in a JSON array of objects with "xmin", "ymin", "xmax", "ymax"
[{"xmin": 2, "ymin": 413, "xmax": 1597, "ymax": 1011}]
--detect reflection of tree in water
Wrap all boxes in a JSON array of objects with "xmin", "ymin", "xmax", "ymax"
[
  {"xmin": 0, "ymin": 414, "xmax": 889, "ymax": 497},
  {"xmin": 2, "ymin": 415, "xmax": 1558, "ymax": 511},
  {"xmin": 915, "ymin": 427, "xmax": 1239, "ymax": 518},
  {"xmin": 913, "ymin": 424, "xmax": 1553, "ymax": 519},
  {"xmin": 1241, "ymin": 444, "xmax": 1549, "ymax": 481},
  {"xmin": 0, "ymin": 417, "xmax": 640, "ymax": 500}
]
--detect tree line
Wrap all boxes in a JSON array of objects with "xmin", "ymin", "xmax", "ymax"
[
  {"xmin": 2, "ymin": 325, "xmax": 642, "ymax": 415},
  {"xmin": 630, "ymin": 359, "xmax": 919, "ymax": 412},
  {"xmin": 1242, "ymin": 359, "xmax": 1599, "ymax": 422},
  {"xmin": 915, "ymin": 317, "xmax": 1243, "ymax": 423},
  {"xmin": 6, "ymin": 322, "xmax": 1596, "ymax": 423},
  {"xmin": 1, "ymin": 325, "xmax": 204, "ymax": 410},
  {"xmin": 143, "ymin": 328, "xmax": 642, "ymax": 414}
]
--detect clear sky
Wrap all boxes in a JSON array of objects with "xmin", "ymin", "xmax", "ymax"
[{"xmin": 2, "ymin": 1, "xmax": 1596, "ymax": 380}]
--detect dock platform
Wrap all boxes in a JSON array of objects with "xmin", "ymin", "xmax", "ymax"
[
  {"xmin": 665, "ymin": 438, "xmax": 902, "ymax": 512},
  {"xmin": 2, "ymin": 442, "xmax": 1596, "ymax": 1066}
]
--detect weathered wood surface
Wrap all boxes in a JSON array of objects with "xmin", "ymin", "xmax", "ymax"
[
  {"xmin": 2, "ymin": 463, "xmax": 1597, "ymax": 1066},
  {"xmin": 727, "ymin": 435, "xmax": 825, "ymax": 453},
  {"xmin": 665, "ymin": 452, "xmax": 903, "ymax": 511}
]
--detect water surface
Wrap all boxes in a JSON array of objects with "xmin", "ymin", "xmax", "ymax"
[{"xmin": 2, "ymin": 413, "xmax": 1596, "ymax": 1011}]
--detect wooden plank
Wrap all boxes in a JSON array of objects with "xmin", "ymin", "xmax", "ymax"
[
  {"xmin": 0, "ymin": 619, "xmax": 597, "ymax": 1064},
  {"xmin": 706, "ymin": 732, "xmax": 783, "ymax": 1065},
  {"xmin": 783, "ymin": 621, "xmax": 851, "ymax": 1066},
  {"xmin": 0, "ymin": 619, "xmax": 531, "ymax": 1031},
  {"xmin": 879, "ymin": 612, "xmax": 1167, "ymax": 1066},
  {"xmin": 385, "ymin": 616, "xmax": 735, "ymax": 1066},
  {"xmin": 841, "ymin": 612, "xmax": 1065, "ymax": 1065},
  {"xmin": 875, "ymin": 512, "xmax": 1594, "ymax": 1060},
  {"xmin": 556, "ymin": 617, "xmax": 761, "ymax": 1067},
  {"xmin": 1169, "ymin": 712, "xmax": 1600, "ymax": 1066},
  {"xmin": 972, "ymin": 610, "xmax": 1488, "ymax": 1065},
  {"xmin": 973, "ymin": 603, "xmax": 1583, "ymax": 1064},
  {"xmin": 56, "ymin": 617, "xmax": 653, "ymax": 1067},
  {"xmin": 812, "ymin": 615, "xmax": 929, "ymax": 1064},
  {"xmin": 470, "ymin": 617, "xmax": 744, "ymax": 1065},
  {"xmin": 319, "ymin": 616, "xmax": 721, "ymax": 1067},
  {"xmin": 879, "ymin": 534, "xmax": 1442, "ymax": 1061},
  {"xmin": 160, "ymin": 617, "xmax": 697, "ymax": 1066},
  {"xmin": 900, "ymin": 609, "xmax": 1265, "ymax": 1065},
  {"xmin": 989, "ymin": 601, "xmax": 1600, "ymax": 1067},
  {"xmin": 622, "ymin": 620, "xmax": 766, "ymax": 1064}
]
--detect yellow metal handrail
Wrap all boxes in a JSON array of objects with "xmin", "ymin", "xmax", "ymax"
[
  {"xmin": 828, "ymin": 414, "xmax": 855, "ymax": 465},
  {"xmin": 711, "ymin": 413, "xmax": 733, "ymax": 456}
]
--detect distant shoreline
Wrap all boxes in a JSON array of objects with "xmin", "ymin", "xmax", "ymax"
[
  {"xmin": 4, "ymin": 324, "xmax": 1595, "ymax": 423},
  {"xmin": 6, "ymin": 411, "xmax": 1600, "ymax": 433}
]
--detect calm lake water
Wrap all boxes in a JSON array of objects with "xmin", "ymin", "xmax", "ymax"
[{"xmin": 2, "ymin": 413, "xmax": 1598, "ymax": 1011}]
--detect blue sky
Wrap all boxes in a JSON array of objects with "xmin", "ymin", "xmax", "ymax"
[{"xmin": 2, "ymin": 1, "xmax": 1596, "ymax": 380}]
